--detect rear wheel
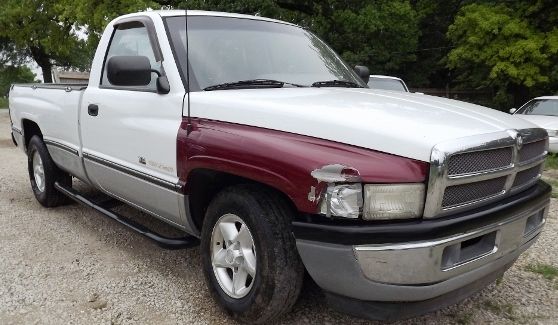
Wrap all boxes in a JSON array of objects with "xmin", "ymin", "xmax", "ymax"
[
  {"xmin": 201, "ymin": 185, "xmax": 304, "ymax": 324},
  {"xmin": 27, "ymin": 136, "xmax": 71, "ymax": 207}
]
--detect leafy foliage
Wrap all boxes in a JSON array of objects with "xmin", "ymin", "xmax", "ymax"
[
  {"xmin": 59, "ymin": 0, "xmax": 160, "ymax": 67},
  {"xmin": 0, "ymin": 0, "xmax": 92, "ymax": 82},
  {"xmin": 313, "ymin": 1, "xmax": 419, "ymax": 74},
  {"xmin": 0, "ymin": 65, "xmax": 37, "ymax": 96},
  {"xmin": 447, "ymin": 3, "xmax": 558, "ymax": 108}
]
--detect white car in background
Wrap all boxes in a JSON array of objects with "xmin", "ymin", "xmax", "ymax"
[
  {"xmin": 367, "ymin": 75, "xmax": 409, "ymax": 92},
  {"xmin": 511, "ymin": 96, "xmax": 558, "ymax": 153}
]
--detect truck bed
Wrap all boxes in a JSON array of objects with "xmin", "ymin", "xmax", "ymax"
[
  {"xmin": 9, "ymin": 83, "xmax": 87, "ymax": 179},
  {"xmin": 11, "ymin": 83, "xmax": 88, "ymax": 91}
]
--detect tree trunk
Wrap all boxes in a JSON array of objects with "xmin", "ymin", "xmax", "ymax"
[
  {"xmin": 40, "ymin": 64, "xmax": 53, "ymax": 83},
  {"xmin": 29, "ymin": 45, "xmax": 53, "ymax": 83}
]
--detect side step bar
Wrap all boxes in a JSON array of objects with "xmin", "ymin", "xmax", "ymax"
[{"xmin": 54, "ymin": 182, "xmax": 199, "ymax": 249}]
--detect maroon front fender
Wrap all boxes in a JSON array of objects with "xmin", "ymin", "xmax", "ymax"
[{"xmin": 177, "ymin": 118, "xmax": 428, "ymax": 214}]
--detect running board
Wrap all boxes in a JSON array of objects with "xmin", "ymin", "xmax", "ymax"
[{"xmin": 54, "ymin": 182, "xmax": 199, "ymax": 249}]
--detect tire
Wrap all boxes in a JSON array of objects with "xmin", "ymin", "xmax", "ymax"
[
  {"xmin": 27, "ymin": 135, "xmax": 71, "ymax": 207},
  {"xmin": 201, "ymin": 184, "xmax": 304, "ymax": 324}
]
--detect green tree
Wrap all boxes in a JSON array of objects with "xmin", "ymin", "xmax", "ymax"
[
  {"xmin": 0, "ymin": 37, "xmax": 28, "ymax": 66},
  {"xmin": 61, "ymin": 0, "xmax": 160, "ymax": 64},
  {"xmin": 0, "ymin": 65, "xmax": 37, "ymax": 96},
  {"xmin": 447, "ymin": 3, "xmax": 558, "ymax": 108},
  {"xmin": 0, "ymin": 0, "xmax": 158, "ymax": 83},
  {"xmin": 0, "ymin": 0, "xmax": 91, "ymax": 83},
  {"xmin": 400, "ymin": 0, "xmax": 469, "ymax": 87},
  {"xmin": 321, "ymin": 1, "xmax": 419, "ymax": 75}
]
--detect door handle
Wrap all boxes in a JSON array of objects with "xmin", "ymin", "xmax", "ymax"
[{"xmin": 88, "ymin": 104, "xmax": 99, "ymax": 116}]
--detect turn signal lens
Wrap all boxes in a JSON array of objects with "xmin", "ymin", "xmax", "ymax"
[{"xmin": 320, "ymin": 184, "xmax": 363, "ymax": 219}]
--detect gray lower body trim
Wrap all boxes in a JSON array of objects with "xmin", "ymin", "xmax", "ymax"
[
  {"xmin": 44, "ymin": 139, "xmax": 78, "ymax": 156},
  {"xmin": 45, "ymin": 141, "xmax": 89, "ymax": 182},
  {"xmin": 40, "ymin": 140, "xmax": 196, "ymax": 235},
  {"xmin": 83, "ymin": 153, "xmax": 181, "ymax": 192},
  {"xmin": 83, "ymin": 156, "xmax": 192, "ymax": 232}
]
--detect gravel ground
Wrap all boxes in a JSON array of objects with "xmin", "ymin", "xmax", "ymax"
[{"xmin": 0, "ymin": 109, "xmax": 556, "ymax": 325}]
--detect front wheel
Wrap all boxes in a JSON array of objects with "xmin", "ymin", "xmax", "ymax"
[{"xmin": 201, "ymin": 185, "xmax": 304, "ymax": 324}]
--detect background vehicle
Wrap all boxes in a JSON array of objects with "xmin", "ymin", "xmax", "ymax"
[
  {"xmin": 8, "ymin": 10, "xmax": 550, "ymax": 324},
  {"xmin": 367, "ymin": 75, "xmax": 409, "ymax": 92},
  {"xmin": 510, "ymin": 96, "xmax": 558, "ymax": 153}
]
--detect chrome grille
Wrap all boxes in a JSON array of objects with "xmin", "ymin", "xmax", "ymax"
[
  {"xmin": 512, "ymin": 165, "xmax": 542, "ymax": 189},
  {"xmin": 447, "ymin": 147, "xmax": 513, "ymax": 175},
  {"xmin": 518, "ymin": 140, "xmax": 546, "ymax": 162},
  {"xmin": 442, "ymin": 177, "xmax": 507, "ymax": 208},
  {"xmin": 424, "ymin": 128, "xmax": 548, "ymax": 218}
]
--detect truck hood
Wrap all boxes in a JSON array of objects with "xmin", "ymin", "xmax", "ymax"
[
  {"xmin": 190, "ymin": 88, "xmax": 537, "ymax": 162},
  {"xmin": 514, "ymin": 114, "xmax": 558, "ymax": 131}
]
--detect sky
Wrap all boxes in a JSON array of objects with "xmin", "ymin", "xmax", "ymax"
[{"xmin": 29, "ymin": 62, "xmax": 43, "ymax": 81}]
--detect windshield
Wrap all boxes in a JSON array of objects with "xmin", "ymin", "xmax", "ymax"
[
  {"xmin": 367, "ymin": 77, "xmax": 407, "ymax": 92},
  {"xmin": 164, "ymin": 16, "xmax": 366, "ymax": 90},
  {"xmin": 516, "ymin": 99, "xmax": 558, "ymax": 116}
]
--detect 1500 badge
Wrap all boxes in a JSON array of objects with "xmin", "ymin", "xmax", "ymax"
[{"xmin": 139, "ymin": 156, "xmax": 174, "ymax": 173}]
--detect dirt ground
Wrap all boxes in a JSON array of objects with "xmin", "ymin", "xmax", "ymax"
[{"xmin": 0, "ymin": 110, "xmax": 556, "ymax": 324}]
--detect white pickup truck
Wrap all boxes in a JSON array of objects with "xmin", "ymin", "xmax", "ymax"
[{"xmin": 8, "ymin": 10, "xmax": 551, "ymax": 323}]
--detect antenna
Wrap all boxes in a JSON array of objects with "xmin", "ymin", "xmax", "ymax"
[{"xmin": 185, "ymin": 9, "xmax": 192, "ymax": 131}]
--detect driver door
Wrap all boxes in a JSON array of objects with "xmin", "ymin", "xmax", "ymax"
[{"xmin": 80, "ymin": 17, "xmax": 186, "ymax": 227}]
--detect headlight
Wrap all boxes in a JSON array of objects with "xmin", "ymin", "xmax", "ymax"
[
  {"xmin": 320, "ymin": 184, "xmax": 362, "ymax": 219},
  {"xmin": 545, "ymin": 129, "xmax": 557, "ymax": 137},
  {"xmin": 363, "ymin": 184, "xmax": 425, "ymax": 220}
]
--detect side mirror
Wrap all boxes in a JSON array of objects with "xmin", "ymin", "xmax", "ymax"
[
  {"xmin": 107, "ymin": 56, "xmax": 152, "ymax": 86},
  {"xmin": 509, "ymin": 108, "xmax": 517, "ymax": 114},
  {"xmin": 106, "ymin": 55, "xmax": 169, "ymax": 94},
  {"xmin": 156, "ymin": 76, "xmax": 170, "ymax": 94},
  {"xmin": 354, "ymin": 65, "xmax": 370, "ymax": 84}
]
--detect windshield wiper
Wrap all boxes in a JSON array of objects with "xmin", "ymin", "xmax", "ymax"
[
  {"xmin": 311, "ymin": 80, "xmax": 363, "ymax": 88},
  {"xmin": 204, "ymin": 79, "xmax": 305, "ymax": 91}
]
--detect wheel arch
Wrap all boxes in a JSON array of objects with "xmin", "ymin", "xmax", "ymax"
[
  {"xmin": 21, "ymin": 118, "xmax": 43, "ymax": 151},
  {"xmin": 184, "ymin": 168, "xmax": 298, "ymax": 232}
]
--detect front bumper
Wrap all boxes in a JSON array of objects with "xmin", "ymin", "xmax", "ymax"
[{"xmin": 294, "ymin": 181, "xmax": 550, "ymax": 320}]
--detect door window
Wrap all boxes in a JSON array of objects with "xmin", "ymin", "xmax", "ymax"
[{"xmin": 101, "ymin": 24, "xmax": 162, "ymax": 89}]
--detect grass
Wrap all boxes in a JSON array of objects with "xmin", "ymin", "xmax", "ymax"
[
  {"xmin": 454, "ymin": 311, "xmax": 474, "ymax": 325},
  {"xmin": 0, "ymin": 97, "xmax": 7, "ymax": 108},
  {"xmin": 545, "ymin": 153, "xmax": 558, "ymax": 170},
  {"xmin": 526, "ymin": 263, "xmax": 558, "ymax": 281},
  {"xmin": 542, "ymin": 177, "xmax": 558, "ymax": 198},
  {"xmin": 542, "ymin": 154, "xmax": 558, "ymax": 197},
  {"xmin": 481, "ymin": 300, "xmax": 517, "ymax": 320},
  {"xmin": 495, "ymin": 275, "xmax": 504, "ymax": 286}
]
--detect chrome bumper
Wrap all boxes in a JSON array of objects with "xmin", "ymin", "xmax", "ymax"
[
  {"xmin": 296, "ymin": 183, "xmax": 550, "ymax": 303},
  {"xmin": 354, "ymin": 200, "xmax": 547, "ymax": 285}
]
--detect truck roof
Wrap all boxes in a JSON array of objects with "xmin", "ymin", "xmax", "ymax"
[
  {"xmin": 146, "ymin": 9, "xmax": 299, "ymax": 27},
  {"xmin": 369, "ymin": 75, "xmax": 404, "ymax": 81}
]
